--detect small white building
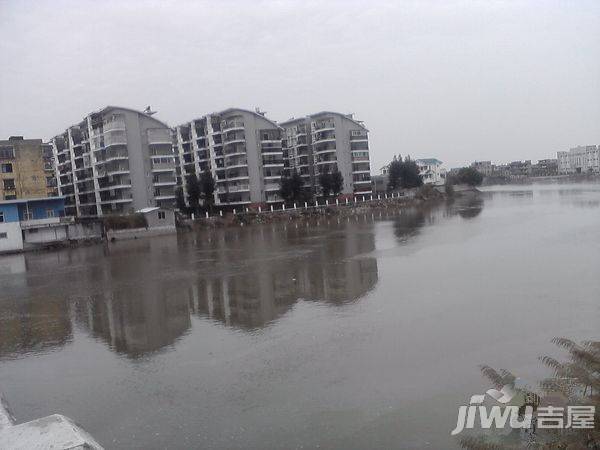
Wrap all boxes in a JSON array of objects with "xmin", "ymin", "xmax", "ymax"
[
  {"xmin": 105, "ymin": 207, "xmax": 176, "ymax": 241},
  {"xmin": 416, "ymin": 158, "xmax": 446, "ymax": 185}
]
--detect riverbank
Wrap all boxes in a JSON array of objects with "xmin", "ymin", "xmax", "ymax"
[{"xmin": 183, "ymin": 184, "xmax": 461, "ymax": 228}]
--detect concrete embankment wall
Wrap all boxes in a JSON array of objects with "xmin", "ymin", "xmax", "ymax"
[{"xmin": 106, "ymin": 226, "xmax": 176, "ymax": 241}]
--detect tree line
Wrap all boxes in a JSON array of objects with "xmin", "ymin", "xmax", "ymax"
[{"xmin": 386, "ymin": 155, "xmax": 423, "ymax": 191}]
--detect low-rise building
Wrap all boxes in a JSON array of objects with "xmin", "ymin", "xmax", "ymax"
[
  {"xmin": 531, "ymin": 159, "xmax": 558, "ymax": 177},
  {"xmin": 557, "ymin": 145, "xmax": 599, "ymax": 174},
  {"xmin": 470, "ymin": 160, "xmax": 493, "ymax": 177},
  {"xmin": 0, "ymin": 197, "xmax": 70, "ymax": 253},
  {"xmin": 493, "ymin": 160, "xmax": 532, "ymax": 179},
  {"xmin": 0, "ymin": 136, "xmax": 57, "ymax": 201},
  {"xmin": 415, "ymin": 158, "xmax": 446, "ymax": 185}
]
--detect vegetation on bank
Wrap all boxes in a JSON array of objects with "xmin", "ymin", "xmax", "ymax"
[
  {"xmin": 182, "ymin": 184, "xmax": 447, "ymax": 228},
  {"xmin": 387, "ymin": 155, "xmax": 424, "ymax": 191},
  {"xmin": 176, "ymin": 170, "xmax": 216, "ymax": 215},
  {"xmin": 103, "ymin": 213, "xmax": 148, "ymax": 230},
  {"xmin": 450, "ymin": 167, "xmax": 484, "ymax": 186},
  {"xmin": 459, "ymin": 338, "xmax": 600, "ymax": 450}
]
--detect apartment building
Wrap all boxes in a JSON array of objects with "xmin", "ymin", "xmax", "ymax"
[
  {"xmin": 0, "ymin": 136, "xmax": 57, "ymax": 200},
  {"xmin": 52, "ymin": 106, "xmax": 176, "ymax": 217},
  {"xmin": 557, "ymin": 145, "xmax": 600, "ymax": 174},
  {"xmin": 174, "ymin": 108, "xmax": 284, "ymax": 206},
  {"xmin": 281, "ymin": 112, "xmax": 371, "ymax": 196}
]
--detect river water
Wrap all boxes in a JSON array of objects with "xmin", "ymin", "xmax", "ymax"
[{"xmin": 0, "ymin": 184, "xmax": 598, "ymax": 449}]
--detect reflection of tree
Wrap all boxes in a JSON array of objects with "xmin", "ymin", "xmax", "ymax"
[
  {"xmin": 393, "ymin": 208, "xmax": 427, "ymax": 242},
  {"xmin": 459, "ymin": 338, "xmax": 600, "ymax": 449},
  {"xmin": 455, "ymin": 197, "xmax": 484, "ymax": 219}
]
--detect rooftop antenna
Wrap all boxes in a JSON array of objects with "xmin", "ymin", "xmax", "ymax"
[
  {"xmin": 143, "ymin": 106, "xmax": 157, "ymax": 116},
  {"xmin": 255, "ymin": 107, "xmax": 266, "ymax": 117}
]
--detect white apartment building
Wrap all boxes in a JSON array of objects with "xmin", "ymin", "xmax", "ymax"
[
  {"xmin": 416, "ymin": 158, "xmax": 446, "ymax": 185},
  {"xmin": 281, "ymin": 112, "xmax": 371, "ymax": 196},
  {"xmin": 52, "ymin": 106, "xmax": 176, "ymax": 217},
  {"xmin": 557, "ymin": 145, "xmax": 600, "ymax": 174},
  {"xmin": 174, "ymin": 108, "xmax": 284, "ymax": 206}
]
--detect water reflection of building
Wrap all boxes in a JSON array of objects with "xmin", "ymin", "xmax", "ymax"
[
  {"xmin": 73, "ymin": 284, "xmax": 191, "ymax": 358},
  {"xmin": 186, "ymin": 221, "xmax": 379, "ymax": 330},
  {"xmin": 0, "ymin": 221, "xmax": 379, "ymax": 358}
]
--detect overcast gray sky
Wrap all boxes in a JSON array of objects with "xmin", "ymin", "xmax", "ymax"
[{"xmin": 1, "ymin": 0, "xmax": 599, "ymax": 170}]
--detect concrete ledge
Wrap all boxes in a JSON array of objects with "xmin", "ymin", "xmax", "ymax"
[
  {"xmin": 0, "ymin": 393, "xmax": 103, "ymax": 449},
  {"xmin": 107, "ymin": 225, "xmax": 176, "ymax": 241},
  {"xmin": 0, "ymin": 414, "xmax": 103, "ymax": 450}
]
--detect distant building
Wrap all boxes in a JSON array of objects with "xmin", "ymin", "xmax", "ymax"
[
  {"xmin": 493, "ymin": 160, "xmax": 532, "ymax": 179},
  {"xmin": 282, "ymin": 112, "xmax": 372, "ymax": 196},
  {"xmin": 174, "ymin": 108, "xmax": 284, "ymax": 206},
  {"xmin": 0, "ymin": 197, "xmax": 71, "ymax": 253},
  {"xmin": 415, "ymin": 158, "xmax": 446, "ymax": 185},
  {"xmin": 470, "ymin": 160, "xmax": 493, "ymax": 177},
  {"xmin": 0, "ymin": 136, "xmax": 57, "ymax": 200},
  {"xmin": 137, "ymin": 206, "xmax": 175, "ymax": 230},
  {"xmin": 371, "ymin": 174, "xmax": 388, "ymax": 194},
  {"xmin": 557, "ymin": 145, "xmax": 599, "ymax": 174},
  {"xmin": 51, "ymin": 106, "xmax": 176, "ymax": 217},
  {"xmin": 531, "ymin": 159, "xmax": 558, "ymax": 177}
]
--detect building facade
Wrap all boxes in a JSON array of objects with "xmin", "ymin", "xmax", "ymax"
[
  {"xmin": 51, "ymin": 106, "xmax": 176, "ymax": 217},
  {"xmin": 415, "ymin": 158, "xmax": 446, "ymax": 185},
  {"xmin": 174, "ymin": 108, "xmax": 284, "ymax": 206},
  {"xmin": 281, "ymin": 117, "xmax": 314, "ymax": 192},
  {"xmin": 470, "ymin": 160, "xmax": 493, "ymax": 177},
  {"xmin": 531, "ymin": 159, "xmax": 558, "ymax": 177},
  {"xmin": 281, "ymin": 112, "xmax": 371, "ymax": 196},
  {"xmin": 0, "ymin": 136, "xmax": 57, "ymax": 201},
  {"xmin": 557, "ymin": 145, "xmax": 600, "ymax": 174}
]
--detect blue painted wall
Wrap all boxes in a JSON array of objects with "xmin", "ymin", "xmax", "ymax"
[
  {"xmin": 0, "ymin": 204, "xmax": 20, "ymax": 223},
  {"xmin": 0, "ymin": 198, "xmax": 65, "ymax": 222}
]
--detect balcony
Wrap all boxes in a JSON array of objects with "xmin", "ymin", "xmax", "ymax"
[
  {"xmin": 151, "ymin": 164, "xmax": 175, "ymax": 173},
  {"xmin": 220, "ymin": 120, "xmax": 244, "ymax": 133},
  {"xmin": 153, "ymin": 180, "xmax": 177, "ymax": 187},
  {"xmin": 147, "ymin": 128, "xmax": 172, "ymax": 145},
  {"xmin": 20, "ymin": 216, "xmax": 74, "ymax": 229},
  {"xmin": 103, "ymin": 119, "xmax": 126, "ymax": 132},
  {"xmin": 313, "ymin": 119, "xmax": 335, "ymax": 131}
]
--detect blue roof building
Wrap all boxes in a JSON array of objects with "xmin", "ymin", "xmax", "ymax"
[{"xmin": 0, "ymin": 197, "xmax": 70, "ymax": 253}]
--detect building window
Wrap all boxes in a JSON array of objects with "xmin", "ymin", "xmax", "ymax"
[
  {"xmin": 0, "ymin": 232, "xmax": 7, "ymax": 239},
  {"xmin": 0, "ymin": 146, "xmax": 15, "ymax": 159},
  {"xmin": 0, "ymin": 211, "xmax": 4, "ymax": 223},
  {"xmin": 4, "ymin": 194, "xmax": 16, "ymax": 200},
  {"xmin": 1, "ymin": 163, "xmax": 12, "ymax": 173},
  {"xmin": 158, "ymin": 211, "xmax": 166, "ymax": 220},
  {"xmin": 46, "ymin": 209, "xmax": 55, "ymax": 218},
  {"xmin": 3, "ymin": 179, "xmax": 15, "ymax": 190},
  {"xmin": 23, "ymin": 211, "xmax": 33, "ymax": 221}
]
